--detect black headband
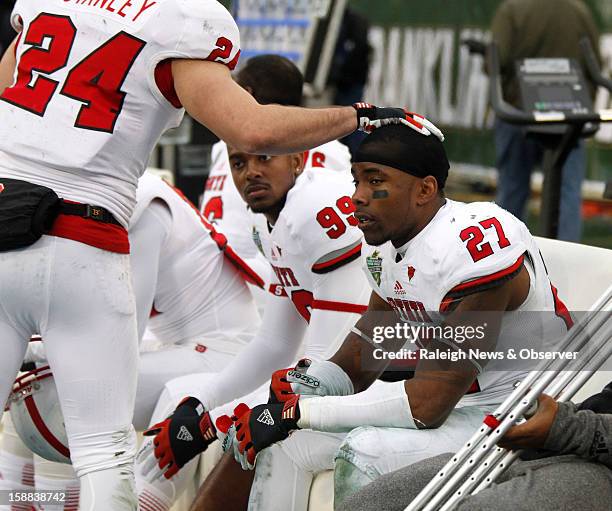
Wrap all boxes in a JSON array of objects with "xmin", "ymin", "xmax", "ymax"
[{"xmin": 353, "ymin": 124, "xmax": 450, "ymax": 188}]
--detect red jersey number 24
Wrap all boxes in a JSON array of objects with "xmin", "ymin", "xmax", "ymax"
[{"xmin": 1, "ymin": 13, "xmax": 146, "ymax": 133}]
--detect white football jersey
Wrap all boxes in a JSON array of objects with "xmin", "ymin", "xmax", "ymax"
[
  {"xmin": 0, "ymin": 0, "xmax": 240, "ymax": 226},
  {"xmin": 362, "ymin": 200, "xmax": 572, "ymax": 406},
  {"xmin": 200, "ymin": 140, "xmax": 352, "ymax": 283},
  {"xmin": 254, "ymin": 168, "xmax": 365, "ymax": 323},
  {"xmin": 132, "ymin": 173, "xmax": 259, "ymax": 354}
]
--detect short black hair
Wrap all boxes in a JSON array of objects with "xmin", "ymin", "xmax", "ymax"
[{"xmin": 236, "ymin": 54, "xmax": 304, "ymax": 106}]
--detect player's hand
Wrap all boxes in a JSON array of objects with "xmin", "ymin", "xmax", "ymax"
[
  {"xmin": 141, "ymin": 397, "xmax": 217, "ymax": 480},
  {"xmin": 352, "ymin": 103, "xmax": 445, "ymax": 141},
  {"xmin": 498, "ymin": 394, "xmax": 558, "ymax": 450},
  {"xmin": 220, "ymin": 398, "xmax": 301, "ymax": 469},
  {"xmin": 216, "ymin": 405, "xmax": 254, "ymax": 470},
  {"xmin": 269, "ymin": 358, "xmax": 317, "ymax": 403},
  {"xmin": 269, "ymin": 359, "xmax": 354, "ymax": 404}
]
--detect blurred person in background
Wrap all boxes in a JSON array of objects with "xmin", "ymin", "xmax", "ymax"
[
  {"xmin": 491, "ymin": 0, "xmax": 601, "ymax": 242},
  {"xmin": 328, "ymin": 7, "xmax": 372, "ymax": 157}
]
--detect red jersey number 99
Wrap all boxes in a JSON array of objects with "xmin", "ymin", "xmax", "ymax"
[{"xmin": 316, "ymin": 196, "xmax": 359, "ymax": 239}]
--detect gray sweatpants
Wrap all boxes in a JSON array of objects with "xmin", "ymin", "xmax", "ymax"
[{"xmin": 337, "ymin": 452, "xmax": 612, "ymax": 511}]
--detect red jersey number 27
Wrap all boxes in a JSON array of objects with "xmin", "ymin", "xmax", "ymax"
[
  {"xmin": 460, "ymin": 217, "xmax": 511, "ymax": 263},
  {"xmin": 1, "ymin": 13, "xmax": 146, "ymax": 133}
]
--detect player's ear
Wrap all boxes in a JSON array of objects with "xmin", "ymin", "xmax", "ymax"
[
  {"xmin": 417, "ymin": 176, "xmax": 438, "ymax": 205},
  {"xmin": 292, "ymin": 152, "xmax": 305, "ymax": 177}
]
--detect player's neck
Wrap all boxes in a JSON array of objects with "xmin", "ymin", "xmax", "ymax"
[
  {"xmin": 391, "ymin": 198, "xmax": 446, "ymax": 248},
  {"xmin": 263, "ymin": 198, "xmax": 287, "ymax": 225}
]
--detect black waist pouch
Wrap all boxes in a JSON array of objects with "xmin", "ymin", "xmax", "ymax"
[{"xmin": 0, "ymin": 178, "xmax": 61, "ymax": 251}]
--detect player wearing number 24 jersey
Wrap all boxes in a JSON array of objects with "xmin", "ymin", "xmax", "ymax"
[{"xmin": 0, "ymin": 1, "xmax": 411, "ymax": 509}]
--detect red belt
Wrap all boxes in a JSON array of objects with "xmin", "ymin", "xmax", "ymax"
[{"xmin": 47, "ymin": 209, "xmax": 129, "ymax": 254}]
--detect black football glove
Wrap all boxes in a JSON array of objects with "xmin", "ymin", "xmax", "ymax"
[
  {"xmin": 142, "ymin": 397, "xmax": 217, "ymax": 479},
  {"xmin": 352, "ymin": 103, "xmax": 444, "ymax": 141},
  {"xmin": 228, "ymin": 397, "xmax": 301, "ymax": 469}
]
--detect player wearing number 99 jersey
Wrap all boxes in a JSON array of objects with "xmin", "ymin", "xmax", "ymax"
[
  {"xmin": 201, "ymin": 55, "xmax": 352, "ymax": 299},
  {"xmin": 137, "ymin": 147, "xmax": 371, "ymax": 491}
]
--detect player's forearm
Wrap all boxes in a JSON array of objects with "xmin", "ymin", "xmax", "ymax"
[
  {"xmin": 330, "ymin": 313, "xmax": 400, "ymax": 393},
  {"xmin": 405, "ymin": 369, "xmax": 478, "ymax": 428},
  {"xmin": 298, "ymin": 380, "xmax": 417, "ymax": 432},
  {"xmin": 198, "ymin": 332, "xmax": 299, "ymax": 410},
  {"xmin": 174, "ymin": 59, "xmax": 357, "ymax": 155},
  {"xmin": 239, "ymin": 103, "xmax": 357, "ymax": 155},
  {"xmin": 198, "ymin": 293, "xmax": 306, "ymax": 409}
]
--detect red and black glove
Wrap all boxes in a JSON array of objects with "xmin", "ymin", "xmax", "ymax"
[
  {"xmin": 233, "ymin": 396, "xmax": 301, "ymax": 468},
  {"xmin": 352, "ymin": 103, "xmax": 445, "ymax": 141},
  {"xmin": 143, "ymin": 396, "xmax": 217, "ymax": 479},
  {"xmin": 269, "ymin": 358, "xmax": 315, "ymax": 403}
]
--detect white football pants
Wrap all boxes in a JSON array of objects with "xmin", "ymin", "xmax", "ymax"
[
  {"xmin": 0, "ymin": 236, "xmax": 139, "ymax": 511},
  {"xmin": 249, "ymin": 405, "xmax": 489, "ymax": 511}
]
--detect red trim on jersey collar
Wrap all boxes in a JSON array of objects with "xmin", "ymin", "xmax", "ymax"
[
  {"xmin": 311, "ymin": 299, "xmax": 368, "ymax": 314},
  {"xmin": 24, "ymin": 395, "xmax": 71, "ymax": 459},
  {"xmin": 47, "ymin": 213, "xmax": 130, "ymax": 254},
  {"xmin": 312, "ymin": 243, "xmax": 362, "ymax": 274}
]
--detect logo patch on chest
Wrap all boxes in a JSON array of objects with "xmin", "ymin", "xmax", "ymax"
[
  {"xmin": 366, "ymin": 250, "xmax": 383, "ymax": 286},
  {"xmin": 257, "ymin": 409, "xmax": 275, "ymax": 426},
  {"xmin": 252, "ymin": 227, "xmax": 264, "ymax": 255}
]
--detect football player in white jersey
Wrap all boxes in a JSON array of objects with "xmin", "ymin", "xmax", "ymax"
[
  {"xmin": 216, "ymin": 123, "xmax": 573, "ymax": 510},
  {"xmin": 201, "ymin": 54, "xmax": 352, "ymax": 296},
  {"xmin": 0, "ymin": 171, "xmax": 261, "ymax": 509},
  {"xmin": 0, "ymin": 0, "xmax": 427, "ymax": 507},
  {"xmin": 137, "ymin": 145, "xmax": 373, "ymax": 509}
]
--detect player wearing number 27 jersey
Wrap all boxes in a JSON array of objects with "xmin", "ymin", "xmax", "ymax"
[{"xmin": 217, "ymin": 124, "xmax": 573, "ymax": 511}]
